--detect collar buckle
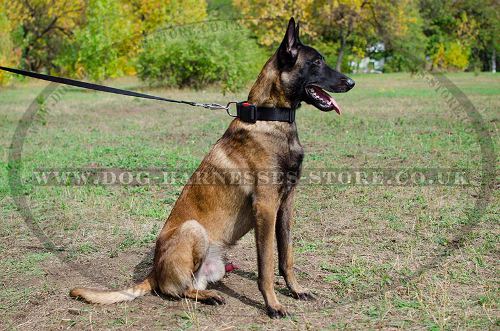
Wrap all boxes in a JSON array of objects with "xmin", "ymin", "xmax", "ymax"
[{"xmin": 237, "ymin": 102, "xmax": 257, "ymax": 123}]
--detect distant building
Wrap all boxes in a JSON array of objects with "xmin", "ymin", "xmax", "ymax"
[
  {"xmin": 351, "ymin": 42, "xmax": 385, "ymax": 73},
  {"xmin": 352, "ymin": 57, "xmax": 384, "ymax": 73}
]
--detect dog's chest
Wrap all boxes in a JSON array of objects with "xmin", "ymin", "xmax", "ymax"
[
  {"xmin": 277, "ymin": 134, "xmax": 304, "ymax": 193},
  {"xmin": 284, "ymin": 137, "xmax": 304, "ymax": 172}
]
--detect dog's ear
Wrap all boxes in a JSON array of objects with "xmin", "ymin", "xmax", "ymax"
[
  {"xmin": 278, "ymin": 17, "xmax": 300, "ymax": 69},
  {"xmin": 296, "ymin": 21, "xmax": 302, "ymax": 44}
]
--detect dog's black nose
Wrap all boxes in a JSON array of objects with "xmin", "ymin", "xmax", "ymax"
[{"xmin": 346, "ymin": 78, "xmax": 355, "ymax": 89}]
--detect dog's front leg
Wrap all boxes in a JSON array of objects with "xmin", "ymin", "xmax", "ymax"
[
  {"xmin": 253, "ymin": 192, "xmax": 288, "ymax": 318},
  {"xmin": 276, "ymin": 188, "xmax": 315, "ymax": 301}
]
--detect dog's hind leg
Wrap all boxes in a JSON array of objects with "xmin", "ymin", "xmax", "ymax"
[
  {"xmin": 183, "ymin": 288, "xmax": 226, "ymax": 305},
  {"xmin": 193, "ymin": 244, "xmax": 225, "ymax": 290},
  {"xmin": 154, "ymin": 220, "xmax": 225, "ymax": 304},
  {"xmin": 189, "ymin": 242, "xmax": 226, "ymax": 305}
]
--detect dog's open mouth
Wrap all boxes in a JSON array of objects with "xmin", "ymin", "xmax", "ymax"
[{"xmin": 305, "ymin": 85, "xmax": 341, "ymax": 114}]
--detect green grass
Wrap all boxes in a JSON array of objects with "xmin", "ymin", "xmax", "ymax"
[
  {"xmin": 0, "ymin": 252, "xmax": 52, "ymax": 277},
  {"xmin": 0, "ymin": 73, "xmax": 498, "ymax": 329}
]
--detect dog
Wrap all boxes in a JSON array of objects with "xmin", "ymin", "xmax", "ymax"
[{"xmin": 70, "ymin": 17, "xmax": 355, "ymax": 318}]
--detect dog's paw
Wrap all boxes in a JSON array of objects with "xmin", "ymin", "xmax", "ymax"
[
  {"xmin": 292, "ymin": 291, "xmax": 316, "ymax": 301},
  {"xmin": 203, "ymin": 292, "xmax": 226, "ymax": 305},
  {"xmin": 266, "ymin": 304, "xmax": 291, "ymax": 319}
]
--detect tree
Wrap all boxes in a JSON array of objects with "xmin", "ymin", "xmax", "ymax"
[
  {"xmin": 457, "ymin": 0, "xmax": 499, "ymax": 72},
  {"xmin": 125, "ymin": 0, "xmax": 207, "ymax": 36},
  {"xmin": 0, "ymin": 10, "xmax": 17, "ymax": 85},
  {"xmin": 233, "ymin": 0, "xmax": 315, "ymax": 47},
  {"xmin": 368, "ymin": 0, "xmax": 427, "ymax": 72},
  {"xmin": 3, "ymin": 0, "xmax": 85, "ymax": 72},
  {"xmin": 314, "ymin": 0, "xmax": 372, "ymax": 71},
  {"xmin": 1, "ymin": 0, "xmax": 209, "ymax": 80},
  {"xmin": 234, "ymin": 0, "xmax": 427, "ymax": 73},
  {"xmin": 419, "ymin": 0, "xmax": 499, "ymax": 71},
  {"xmin": 55, "ymin": 0, "xmax": 137, "ymax": 80}
]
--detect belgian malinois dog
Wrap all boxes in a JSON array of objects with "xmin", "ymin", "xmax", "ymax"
[{"xmin": 70, "ymin": 17, "xmax": 355, "ymax": 318}]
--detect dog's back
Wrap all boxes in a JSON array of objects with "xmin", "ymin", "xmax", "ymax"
[{"xmin": 70, "ymin": 17, "xmax": 355, "ymax": 318}]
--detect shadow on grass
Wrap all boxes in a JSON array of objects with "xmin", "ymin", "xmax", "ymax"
[{"xmin": 132, "ymin": 247, "xmax": 265, "ymax": 310}]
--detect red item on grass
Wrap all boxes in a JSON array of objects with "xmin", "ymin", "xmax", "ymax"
[{"xmin": 225, "ymin": 263, "xmax": 239, "ymax": 273}]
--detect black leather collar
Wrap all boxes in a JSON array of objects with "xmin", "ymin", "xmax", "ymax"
[{"xmin": 236, "ymin": 102, "xmax": 295, "ymax": 123}]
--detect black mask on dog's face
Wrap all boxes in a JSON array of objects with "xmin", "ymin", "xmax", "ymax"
[{"xmin": 277, "ymin": 18, "xmax": 355, "ymax": 113}]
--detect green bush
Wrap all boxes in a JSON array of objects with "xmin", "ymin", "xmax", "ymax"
[
  {"xmin": 54, "ymin": 0, "xmax": 136, "ymax": 81},
  {"xmin": 431, "ymin": 41, "xmax": 470, "ymax": 71},
  {"xmin": 137, "ymin": 21, "xmax": 267, "ymax": 92}
]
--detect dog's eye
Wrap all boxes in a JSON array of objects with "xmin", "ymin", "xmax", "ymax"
[{"xmin": 313, "ymin": 58, "xmax": 322, "ymax": 66}]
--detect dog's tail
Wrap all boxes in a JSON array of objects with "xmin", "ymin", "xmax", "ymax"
[{"xmin": 69, "ymin": 275, "xmax": 156, "ymax": 304}]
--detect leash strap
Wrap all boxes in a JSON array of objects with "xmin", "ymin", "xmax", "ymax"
[
  {"xmin": 0, "ymin": 66, "xmax": 228, "ymax": 110},
  {"xmin": 0, "ymin": 66, "xmax": 296, "ymax": 123}
]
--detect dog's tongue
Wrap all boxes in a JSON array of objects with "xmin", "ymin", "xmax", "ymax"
[
  {"xmin": 329, "ymin": 97, "xmax": 341, "ymax": 115},
  {"xmin": 330, "ymin": 97, "xmax": 341, "ymax": 115},
  {"xmin": 313, "ymin": 86, "xmax": 341, "ymax": 114}
]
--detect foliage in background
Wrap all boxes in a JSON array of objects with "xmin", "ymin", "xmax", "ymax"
[
  {"xmin": 235, "ymin": 0, "xmax": 430, "ymax": 72},
  {"xmin": 137, "ymin": 22, "xmax": 267, "ymax": 92},
  {"xmin": 431, "ymin": 41, "xmax": 470, "ymax": 71},
  {"xmin": 0, "ymin": 0, "xmax": 497, "ymax": 87},
  {"xmin": 0, "ymin": 10, "xmax": 16, "ymax": 85},
  {"xmin": 2, "ymin": 0, "xmax": 85, "ymax": 72},
  {"xmin": 125, "ymin": 0, "xmax": 207, "ymax": 34},
  {"xmin": 54, "ymin": 0, "xmax": 208, "ymax": 81},
  {"xmin": 419, "ymin": 0, "xmax": 498, "ymax": 72},
  {"xmin": 54, "ymin": 0, "xmax": 137, "ymax": 81},
  {"xmin": 234, "ymin": 0, "xmax": 316, "ymax": 47},
  {"xmin": 375, "ymin": 0, "xmax": 427, "ymax": 72},
  {"xmin": 312, "ymin": 0, "xmax": 375, "ymax": 71}
]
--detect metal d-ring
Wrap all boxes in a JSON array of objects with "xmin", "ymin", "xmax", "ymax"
[{"xmin": 225, "ymin": 101, "xmax": 238, "ymax": 118}]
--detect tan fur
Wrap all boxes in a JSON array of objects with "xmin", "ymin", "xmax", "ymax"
[
  {"xmin": 69, "ymin": 276, "xmax": 155, "ymax": 304},
  {"xmin": 248, "ymin": 54, "xmax": 290, "ymax": 108},
  {"xmin": 70, "ymin": 22, "xmax": 313, "ymax": 316}
]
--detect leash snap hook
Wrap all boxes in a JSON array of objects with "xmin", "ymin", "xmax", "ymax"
[{"xmin": 193, "ymin": 102, "xmax": 228, "ymax": 110}]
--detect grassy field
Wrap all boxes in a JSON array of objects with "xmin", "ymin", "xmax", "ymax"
[{"xmin": 0, "ymin": 73, "xmax": 498, "ymax": 330}]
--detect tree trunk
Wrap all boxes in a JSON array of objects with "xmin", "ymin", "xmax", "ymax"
[
  {"xmin": 336, "ymin": 36, "xmax": 346, "ymax": 72},
  {"xmin": 492, "ymin": 48, "xmax": 497, "ymax": 73}
]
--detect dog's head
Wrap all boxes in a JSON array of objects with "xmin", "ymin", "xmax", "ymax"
[{"xmin": 265, "ymin": 17, "xmax": 355, "ymax": 114}]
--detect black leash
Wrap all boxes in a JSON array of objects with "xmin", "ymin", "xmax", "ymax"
[
  {"xmin": 0, "ymin": 66, "xmax": 229, "ymax": 111},
  {"xmin": 0, "ymin": 66, "xmax": 296, "ymax": 123}
]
